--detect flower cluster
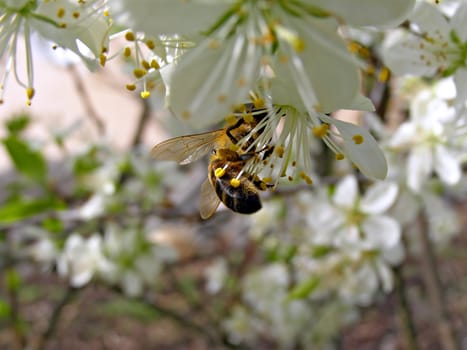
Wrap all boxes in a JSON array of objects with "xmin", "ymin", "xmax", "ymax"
[
  {"xmin": 0, "ymin": 0, "xmax": 110, "ymax": 104},
  {"xmin": 206, "ymin": 174, "xmax": 404, "ymax": 346}
]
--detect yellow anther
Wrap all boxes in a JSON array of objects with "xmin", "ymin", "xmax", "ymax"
[
  {"xmin": 378, "ymin": 67, "xmax": 390, "ymax": 82},
  {"xmin": 59, "ymin": 23, "xmax": 67, "ymax": 28},
  {"xmin": 57, "ymin": 8, "xmax": 65, "ymax": 18},
  {"xmin": 125, "ymin": 83, "xmax": 136, "ymax": 91},
  {"xmin": 253, "ymin": 97, "xmax": 265, "ymax": 109},
  {"xmin": 133, "ymin": 68, "xmax": 147, "ymax": 78},
  {"xmin": 225, "ymin": 114, "xmax": 237, "ymax": 125},
  {"xmin": 125, "ymin": 31, "xmax": 135, "ymax": 41},
  {"xmin": 299, "ymin": 171, "xmax": 313, "ymax": 185},
  {"xmin": 99, "ymin": 54, "xmax": 107, "ymax": 66},
  {"xmin": 365, "ymin": 65, "xmax": 376, "ymax": 75},
  {"xmin": 347, "ymin": 41, "xmax": 360, "ymax": 53},
  {"xmin": 230, "ymin": 178, "xmax": 241, "ymax": 188},
  {"xmin": 352, "ymin": 134, "xmax": 364, "ymax": 145},
  {"xmin": 335, "ymin": 153, "xmax": 345, "ymax": 160},
  {"xmin": 142, "ymin": 60, "xmax": 150, "ymax": 70},
  {"xmin": 288, "ymin": 176, "xmax": 293, "ymax": 182},
  {"xmin": 312, "ymin": 124, "xmax": 329, "ymax": 138},
  {"xmin": 123, "ymin": 46, "xmax": 131, "ymax": 57},
  {"xmin": 103, "ymin": 10, "xmax": 110, "ymax": 17},
  {"xmin": 72, "ymin": 11, "xmax": 80, "ymax": 19},
  {"xmin": 237, "ymin": 76, "xmax": 246, "ymax": 87},
  {"xmin": 140, "ymin": 91, "xmax": 150, "ymax": 99},
  {"xmin": 293, "ymin": 37, "xmax": 305, "ymax": 52},
  {"xmin": 26, "ymin": 87, "xmax": 35, "ymax": 100},
  {"xmin": 145, "ymin": 39, "xmax": 155, "ymax": 50},
  {"xmin": 275, "ymin": 145, "xmax": 284, "ymax": 158},
  {"xmin": 208, "ymin": 39, "xmax": 220, "ymax": 49},
  {"xmin": 150, "ymin": 59, "xmax": 160, "ymax": 69},
  {"xmin": 243, "ymin": 113, "xmax": 254, "ymax": 123},
  {"xmin": 215, "ymin": 168, "xmax": 225, "ymax": 178}
]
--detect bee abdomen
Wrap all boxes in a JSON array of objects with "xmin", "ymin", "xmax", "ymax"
[{"xmin": 214, "ymin": 179, "xmax": 262, "ymax": 214}]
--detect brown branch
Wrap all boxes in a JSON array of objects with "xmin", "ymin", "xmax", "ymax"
[
  {"xmin": 417, "ymin": 210, "xmax": 459, "ymax": 350},
  {"xmin": 34, "ymin": 286, "xmax": 79, "ymax": 350},
  {"xmin": 393, "ymin": 265, "xmax": 419, "ymax": 350},
  {"xmin": 67, "ymin": 64, "xmax": 106, "ymax": 136}
]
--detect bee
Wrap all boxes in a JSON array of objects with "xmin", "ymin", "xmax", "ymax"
[{"xmin": 151, "ymin": 104, "xmax": 272, "ymax": 219}]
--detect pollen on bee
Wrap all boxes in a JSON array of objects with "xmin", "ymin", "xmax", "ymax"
[
  {"xmin": 230, "ymin": 178, "xmax": 241, "ymax": 188},
  {"xmin": 243, "ymin": 113, "xmax": 254, "ymax": 123},
  {"xmin": 215, "ymin": 168, "xmax": 226, "ymax": 178},
  {"xmin": 229, "ymin": 144, "xmax": 239, "ymax": 151},
  {"xmin": 225, "ymin": 114, "xmax": 237, "ymax": 125},
  {"xmin": 262, "ymin": 177, "xmax": 273, "ymax": 183},
  {"xmin": 352, "ymin": 134, "xmax": 364, "ymax": 145}
]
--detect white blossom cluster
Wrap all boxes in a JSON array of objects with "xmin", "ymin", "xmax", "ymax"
[{"xmin": 2, "ymin": 0, "xmax": 467, "ymax": 348}]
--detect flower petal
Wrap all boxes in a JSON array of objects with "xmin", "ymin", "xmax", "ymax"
[
  {"xmin": 308, "ymin": 0, "xmax": 415, "ymax": 27},
  {"xmin": 407, "ymin": 146, "xmax": 432, "ymax": 192},
  {"xmin": 333, "ymin": 175, "xmax": 358, "ymax": 209},
  {"xmin": 272, "ymin": 15, "xmax": 360, "ymax": 113},
  {"xmin": 322, "ymin": 116, "xmax": 388, "ymax": 180},
  {"xmin": 362, "ymin": 215, "xmax": 401, "ymax": 249},
  {"xmin": 434, "ymin": 145, "xmax": 462, "ymax": 186},
  {"xmin": 360, "ymin": 181, "xmax": 398, "ymax": 214},
  {"xmin": 111, "ymin": 0, "xmax": 233, "ymax": 37},
  {"xmin": 168, "ymin": 34, "xmax": 261, "ymax": 128}
]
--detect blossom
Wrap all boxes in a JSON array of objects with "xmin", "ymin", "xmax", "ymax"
[
  {"xmin": 57, "ymin": 233, "xmax": 111, "ymax": 288},
  {"xmin": 112, "ymin": 0, "xmax": 414, "ymax": 127},
  {"xmin": 0, "ymin": 0, "xmax": 110, "ymax": 103},
  {"xmin": 382, "ymin": 1, "xmax": 467, "ymax": 108},
  {"xmin": 387, "ymin": 78, "xmax": 464, "ymax": 192}
]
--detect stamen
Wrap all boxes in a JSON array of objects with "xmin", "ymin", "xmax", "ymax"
[{"xmin": 352, "ymin": 134, "xmax": 364, "ymax": 145}]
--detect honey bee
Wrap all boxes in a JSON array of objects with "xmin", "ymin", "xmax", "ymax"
[{"xmin": 151, "ymin": 104, "xmax": 272, "ymax": 219}]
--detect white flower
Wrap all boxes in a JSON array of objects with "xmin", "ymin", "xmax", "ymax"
[
  {"xmin": 113, "ymin": 0, "xmax": 414, "ymax": 127},
  {"xmin": 57, "ymin": 233, "xmax": 111, "ymax": 288},
  {"xmin": 382, "ymin": 1, "xmax": 467, "ymax": 108},
  {"xmin": 388, "ymin": 80, "xmax": 464, "ymax": 192},
  {"xmin": 0, "ymin": 0, "xmax": 110, "ymax": 103},
  {"xmin": 317, "ymin": 175, "xmax": 401, "ymax": 253}
]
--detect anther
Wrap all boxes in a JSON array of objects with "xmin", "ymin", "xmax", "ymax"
[
  {"xmin": 125, "ymin": 31, "xmax": 136, "ymax": 41},
  {"xmin": 335, "ymin": 153, "xmax": 345, "ymax": 160},
  {"xmin": 140, "ymin": 91, "xmax": 150, "ymax": 99},
  {"xmin": 312, "ymin": 124, "xmax": 329, "ymax": 138},
  {"xmin": 352, "ymin": 134, "xmax": 364, "ymax": 145}
]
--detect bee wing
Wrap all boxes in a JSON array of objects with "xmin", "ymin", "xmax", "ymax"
[
  {"xmin": 151, "ymin": 130, "xmax": 224, "ymax": 165},
  {"xmin": 199, "ymin": 178, "xmax": 221, "ymax": 219}
]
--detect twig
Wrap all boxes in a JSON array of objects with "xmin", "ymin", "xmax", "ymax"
[
  {"xmin": 131, "ymin": 97, "xmax": 152, "ymax": 147},
  {"xmin": 417, "ymin": 210, "xmax": 459, "ymax": 350},
  {"xmin": 34, "ymin": 286, "xmax": 79, "ymax": 350},
  {"xmin": 4, "ymin": 266, "xmax": 27, "ymax": 350},
  {"xmin": 393, "ymin": 265, "xmax": 419, "ymax": 350},
  {"xmin": 67, "ymin": 64, "xmax": 106, "ymax": 136}
]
